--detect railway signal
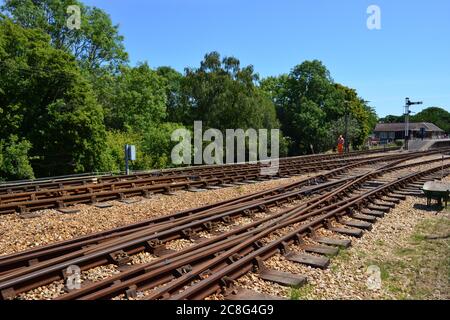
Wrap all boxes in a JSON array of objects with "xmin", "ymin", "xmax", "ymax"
[{"xmin": 404, "ymin": 98, "xmax": 423, "ymax": 150}]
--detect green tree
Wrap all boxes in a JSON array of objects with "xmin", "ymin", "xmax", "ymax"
[
  {"xmin": 104, "ymin": 63, "xmax": 167, "ymax": 131},
  {"xmin": 333, "ymin": 84, "xmax": 377, "ymax": 149},
  {"xmin": 0, "ymin": 18, "xmax": 107, "ymax": 177},
  {"xmin": 265, "ymin": 60, "xmax": 336, "ymax": 154},
  {"xmin": 262, "ymin": 60, "xmax": 376, "ymax": 154},
  {"xmin": 156, "ymin": 66, "xmax": 186, "ymax": 123},
  {"xmin": 411, "ymin": 107, "xmax": 450, "ymax": 133},
  {"xmin": 0, "ymin": 135, "xmax": 34, "ymax": 181},
  {"xmin": 103, "ymin": 122, "xmax": 187, "ymax": 172},
  {"xmin": 181, "ymin": 52, "xmax": 280, "ymax": 131},
  {"xmin": 379, "ymin": 115, "xmax": 403, "ymax": 123},
  {"xmin": 1, "ymin": 0, "xmax": 128, "ymax": 71}
]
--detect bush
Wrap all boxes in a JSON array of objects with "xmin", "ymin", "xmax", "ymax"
[
  {"xmin": 0, "ymin": 135, "xmax": 34, "ymax": 181},
  {"xmin": 102, "ymin": 123, "xmax": 186, "ymax": 173},
  {"xmin": 394, "ymin": 140, "xmax": 404, "ymax": 147}
]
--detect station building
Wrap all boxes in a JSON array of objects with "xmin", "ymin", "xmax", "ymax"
[{"xmin": 373, "ymin": 122, "xmax": 445, "ymax": 142}]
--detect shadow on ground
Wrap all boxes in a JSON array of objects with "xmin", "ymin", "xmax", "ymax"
[{"xmin": 413, "ymin": 203, "xmax": 445, "ymax": 213}]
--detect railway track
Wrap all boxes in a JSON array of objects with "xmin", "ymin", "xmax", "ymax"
[
  {"xmin": 0, "ymin": 149, "xmax": 448, "ymax": 300},
  {"xmin": 0, "ymin": 151, "xmax": 439, "ymax": 270},
  {"xmin": 0, "ymin": 147, "xmax": 400, "ymax": 195},
  {"xmin": 0, "ymin": 149, "xmax": 406, "ymax": 215}
]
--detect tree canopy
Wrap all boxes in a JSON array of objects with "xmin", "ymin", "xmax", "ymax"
[
  {"xmin": 0, "ymin": 0, "xmax": 388, "ymax": 181},
  {"xmin": 412, "ymin": 107, "xmax": 450, "ymax": 133},
  {"xmin": 1, "ymin": 0, "xmax": 128, "ymax": 71},
  {"xmin": 261, "ymin": 60, "xmax": 377, "ymax": 154},
  {"xmin": 180, "ymin": 52, "xmax": 280, "ymax": 132},
  {"xmin": 0, "ymin": 18, "xmax": 107, "ymax": 177}
]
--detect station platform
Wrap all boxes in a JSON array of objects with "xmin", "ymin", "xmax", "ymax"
[{"xmin": 408, "ymin": 139, "xmax": 450, "ymax": 151}]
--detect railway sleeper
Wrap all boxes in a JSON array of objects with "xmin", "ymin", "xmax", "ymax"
[
  {"xmin": 1, "ymin": 287, "xmax": 16, "ymax": 300},
  {"xmin": 367, "ymin": 204, "xmax": 391, "ymax": 212},
  {"xmin": 373, "ymin": 200, "xmax": 396, "ymax": 208},
  {"xmin": 284, "ymin": 251, "xmax": 330, "ymax": 269},
  {"xmin": 254, "ymin": 257, "xmax": 307, "ymax": 288},
  {"xmin": 173, "ymin": 264, "xmax": 193, "ymax": 278},
  {"xmin": 125, "ymin": 285, "xmax": 138, "ymax": 299},
  {"xmin": 294, "ymin": 234, "xmax": 339, "ymax": 256},
  {"xmin": 361, "ymin": 209, "xmax": 385, "ymax": 218},
  {"xmin": 187, "ymin": 187, "xmax": 207, "ymax": 193},
  {"xmin": 393, "ymin": 190, "xmax": 423, "ymax": 197},
  {"xmin": 307, "ymin": 227, "xmax": 352, "ymax": 248},
  {"xmin": 219, "ymin": 183, "xmax": 235, "ymax": 188},
  {"xmin": 327, "ymin": 226, "xmax": 364, "ymax": 238},
  {"xmin": 313, "ymin": 237, "xmax": 352, "ymax": 249},
  {"xmin": 18, "ymin": 211, "xmax": 42, "ymax": 219},
  {"xmin": 108, "ymin": 250, "xmax": 131, "ymax": 266},
  {"xmin": 141, "ymin": 190, "xmax": 154, "ymax": 198},
  {"xmin": 302, "ymin": 244, "xmax": 339, "ymax": 256},
  {"xmin": 204, "ymin": 185, "xmax": 221, "ymax": 190},
  {"xmin": 387, "ymin": 194, "xmax": 406, "ymax": 201},
  {"xmin": 18, "ymin": 205, "xmax": 29, "ymax": 214},
  {"xmin": 163, "ymin": 187, "xmax": 176, "ymax": 196},
  {"xmin": 382, "ymin": 196, "xmax": 401, "ymax": 203},
  {"xmin": 340, "ymin": 219, "xmax": 373, "ymax": 231},
  {"xmin": 351, "ymin": 213, "xmax": 377, "ymax": 223}
]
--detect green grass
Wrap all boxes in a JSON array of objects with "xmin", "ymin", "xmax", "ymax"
[
  {"xmin": 376, "ymin": 216, "xmax": 450, "ymax": 299},
  {"xmin": 289, "ymin": 284, "xmax": 314, "ymax": 300},
  {"xmin": 335, "ymin": 249, "xmax": 351, "ymax": 263}
]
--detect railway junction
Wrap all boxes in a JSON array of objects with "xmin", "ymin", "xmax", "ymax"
[{"xmin": 0, "ymin": 147, "xmax": 449, "ymax": 300}]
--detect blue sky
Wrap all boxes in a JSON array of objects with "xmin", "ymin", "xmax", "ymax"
[{"xmin": 24, "ymin": 1, "xmax": 450, "ymax": 116}]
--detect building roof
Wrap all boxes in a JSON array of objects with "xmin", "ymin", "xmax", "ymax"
[{"xmin": 374, "ymin": 122, "xmax": 444, "ymax": 132}]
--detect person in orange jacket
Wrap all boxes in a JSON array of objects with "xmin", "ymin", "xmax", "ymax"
[{"xmin": 337, "ymin": 135, "xmax": 345, "ymax": 154}]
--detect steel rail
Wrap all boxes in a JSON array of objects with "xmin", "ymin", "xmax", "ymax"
[
  {"xmin": 162, "ymin": 164, "xmax": 450, "ymax": 300},
  {"xmin": 61, "ymin": 161, "xmax": 449, "ymax": 300},
  {"xmin": 0, "ymin": 153, "xmax": 442, "ymax": 299},
  {"xmin": 0, "ymin": 147, "xmax": 401, "ymax": 194},
  {"xmin": 0, "ymin": 150, "xmax": 428, "ymax": 270},
  {"xmin": 0, "ymin": 149, "xmax": 440, "ymax": 215},
  {"xmin": 0, "ymin": 152, "xmax": 405, "ymax": 214},
  {"xmin": 0, "ymin": 151, "xmax": 433, "ymax": 275}
]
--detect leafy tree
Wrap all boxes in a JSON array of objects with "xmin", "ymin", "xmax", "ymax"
[
  {"xmin": 333, "ymin": 84, "xmax": 376, "ymax": 148},
  {"xmin": 103, "ymin": 123, "xmax": 187, "ymax": 172},
  {"xmin": 0, "ymin": 135, "xmax": 34, "ymax": 180},
  {"xmin": 379, "ymin": 115, "xmax": 403, "ymax": 123},
  {"xmin": 1, "ymin": 0, "xmax": 128, "ymax": 71},
  {"xmin": 141, "ymin": 122, "xmax": 188, "ymax": 168},
  {"xmin": 264, "ymin": 60, "xmax": 335, "ymax": 154},
  {"xmin": 412, "ymin": 107, "xmax": 450, "ymax": 133},
  {"xmin": 0, "ymin": 18, "xmax": 107, "ymax": 177},
  {"xmin": 156, "ymin": 66, "xmax": 185, "ymax": 123},
  {"xmin": 103, "ymin": 63, "xmax": 167, "ymax": 131},
  {"xmin": 262, "ymin": 60, "xmax": 377, "ymax": 154},
  {"xmin": 181, "ymin": 52, "xmax": 280, "ymax": 131}
]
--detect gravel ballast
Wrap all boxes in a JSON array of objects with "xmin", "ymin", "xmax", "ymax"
[{"xmin": 0, "ymin": 174, "xmax": 318, "ymax": 256}]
